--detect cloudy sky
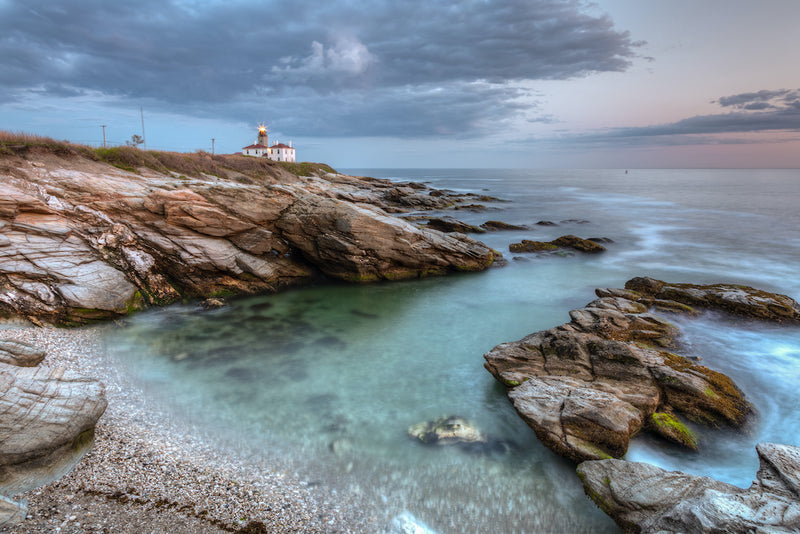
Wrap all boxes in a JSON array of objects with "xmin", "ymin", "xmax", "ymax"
[{"xmin": 1, "ymin": 0, "xmax": 799, "ymax": 168}]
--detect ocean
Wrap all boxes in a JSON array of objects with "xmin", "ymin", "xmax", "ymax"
[{"xmin": 104, "ymin": 168, "xmax": 800, "ymax": 533}]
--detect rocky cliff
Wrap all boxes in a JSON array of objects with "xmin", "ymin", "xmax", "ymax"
[{"xmin": 0, "ymin": 146, "xmax": 496, "ymax": 325}]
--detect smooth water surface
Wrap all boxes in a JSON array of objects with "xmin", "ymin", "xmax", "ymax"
[{"xmin": 105, "ymin": 169, "xmax": 800, "ymax": 533}]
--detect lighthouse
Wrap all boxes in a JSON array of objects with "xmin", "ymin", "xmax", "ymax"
[{"xmin": 242, "ymin": 124, "xmax": 296, "ymax": 161}]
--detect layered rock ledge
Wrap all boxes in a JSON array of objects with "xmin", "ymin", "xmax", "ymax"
[
  {"xmin": 577, "ymin": 442, "xmax": 800, "ymax": 534},
  {"xmin": 482, "ymin": 277, "xmax": 800, "ymax": 463},
  {"xmin": 0, "ymin": 150, "xmax": 496, "ymax": 325}
]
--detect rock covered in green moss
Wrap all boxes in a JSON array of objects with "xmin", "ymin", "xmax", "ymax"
[
  {"xmin": 647, "ymin": 412, "xmax": 698, "ymax": 450},
  {"xmin": 509, "ymin": 235, "xmax": 606, "ymax": 254},
  {"xmin": 623, "ymin": 276, "xmax": 800, "ymax": 322}
]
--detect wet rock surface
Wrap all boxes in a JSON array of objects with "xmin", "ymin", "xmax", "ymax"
[
  {"xmin": 0, "ymin": 338, "xmax": 107, "ymax": 528},
  {"xmin": 484, "ymin": 278, "xmax": 764, "ymax": 463},
  {"xmin": 0, "ymin": 155, "xmax": 496, "ymax": 324},
  {"xmin": 480, "ymin": 220, "xmax": 528, "ymax": 231},
  {"xmin": 577, "ymin": 442, "xmax": 800, "ymax": 534},
  {"xmin": 623, "ymin": 276, "xmax": 800, "ymax": 323},
  {"xmin": 509, "ymin": 235, "xmax": 606, "ymax": 254},
  {"xmin": 424, "ymin": 217, "xmax": 486, "ymax": 234}
]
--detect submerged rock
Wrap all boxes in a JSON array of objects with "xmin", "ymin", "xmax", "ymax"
[
  {"xmin": 408, "ymin": 416, "xmax": 488, "ymax": 446},
  {"xmin": 577, "ymin": 442, "xmax": 800, "ymax": 534},
  {"xmin": 484, "ymin": 280, "xmax": 757, "ymax": 463},
  {"xmin": 509, "ymin": 235, "xmax": 606, "ymax": 254},
  {"xmin": 199, "ymin": 297, "xmax": 226, "ymax": 310},
  {"xmin": 407, "ymin": 416, "xmax": 514, "ymax": 455}
]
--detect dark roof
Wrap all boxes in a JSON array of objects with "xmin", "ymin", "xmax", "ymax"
[
  {"xmin": 270, "ymin": 143, "xmax": 294, "ymax": 149},
  {"xmin": 242, "ymin": 143, "xmax": 269, "ymax": 149}
]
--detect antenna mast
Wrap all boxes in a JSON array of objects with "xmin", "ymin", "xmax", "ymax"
[{"xmin": 140, "ymin": 106, "xmax": 147, "ymax": 150}]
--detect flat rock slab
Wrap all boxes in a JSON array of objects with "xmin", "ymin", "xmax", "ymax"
[
  {"xmin": 577, "ymin": 442, "xmax": 800, "ymax": 533},
  {"xmin": 623, "ymin": 276, "xmax": 800, "ymax": 322},
  {"xmin": 0, "ymin": 363, "xmax": 107, "ymax": 494}
]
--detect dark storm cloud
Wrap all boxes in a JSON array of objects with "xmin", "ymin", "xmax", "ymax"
[
  {"xmin": 0, "ymin": 0, "xmax": 641, "ymax": 136},
  {"xmin": 263, "ymin": 82, "xmax": 536, "ymax": 137},
  {"xmin": 715, "ymin": 89, "xmax": 800, "ymax": 109},
  {"xmin": 568, "ymin": 89, "xmax": 800, "ymax": 146}
]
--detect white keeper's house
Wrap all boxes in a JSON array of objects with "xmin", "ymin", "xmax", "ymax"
[{"xmin": 241, "ymin": 125, "xmax": 296, "ymax": 162}]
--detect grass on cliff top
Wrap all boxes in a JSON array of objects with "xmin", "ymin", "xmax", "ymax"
[{"xmin": 0, "ymin": 130, "xmax": 336, "ymax": 181}]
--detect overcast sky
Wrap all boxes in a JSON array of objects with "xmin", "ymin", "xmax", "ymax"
[{"xmin": 2, "ymin": 0, "xmax": 799, "ymax": 168}]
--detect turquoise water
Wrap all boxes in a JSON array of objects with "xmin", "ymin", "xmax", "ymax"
[{"xmin": 104, "ymin": 169, "xmax": 800, "ymax": 533}]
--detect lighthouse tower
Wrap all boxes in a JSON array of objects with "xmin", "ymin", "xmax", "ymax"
[{"xmin": 257, "ymin": 125, "xmax": 268, "ymax": 147}]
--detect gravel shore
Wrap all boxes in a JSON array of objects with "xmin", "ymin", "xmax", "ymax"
[{"xmin": 0, "ymin": 325, "xmax": 374, "ymax": 533}]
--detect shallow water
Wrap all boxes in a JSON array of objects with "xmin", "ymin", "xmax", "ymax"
[{"xmin": 104, "ymin": 168, "xmax": 800, "ymax": 533}]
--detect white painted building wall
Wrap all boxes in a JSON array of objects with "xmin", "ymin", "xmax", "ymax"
[
  {"xmin": 269, "ymin": 143, "xmax": 296, "ymax": 162},
  {"xmin": 242, "ymin": 145, "xmax": 269, "ymax": 157}
]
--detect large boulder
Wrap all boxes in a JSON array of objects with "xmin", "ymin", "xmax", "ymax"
[
  {"xmin": 276, "ymin": 195, "xmax": 496, "ymax": 282},
  {"xmin": 0, "ymin": 340, "xmax": 107, "ymax": 528},
  {"xmin": 577, "ymin": 442, "xmax": 800, "ymax": 534},
  {"xmin": 484, "ymin": 286, "xmax": 755, "ymax": 463}
]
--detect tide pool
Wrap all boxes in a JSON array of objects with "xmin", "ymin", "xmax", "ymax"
[{"xmin": 105, "ymin": 168, "xmax": 800, "ymax": 533}]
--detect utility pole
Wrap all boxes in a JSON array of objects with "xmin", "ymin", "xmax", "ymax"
[
  {"xmin": 140, "ymin": 106, "xmax": 147, "ymax": 150},
  {"xmin": 211, "ymin": 138, "xmax": 215, "ymax": 155},
  {"xmin": 101, "ymin": 125, "xmax": 107, "ymax": 148}
]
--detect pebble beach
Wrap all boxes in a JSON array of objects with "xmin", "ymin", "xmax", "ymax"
[{"xmin": 0, "ymin": 325, "xmax": 373, "ymax": 534}]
